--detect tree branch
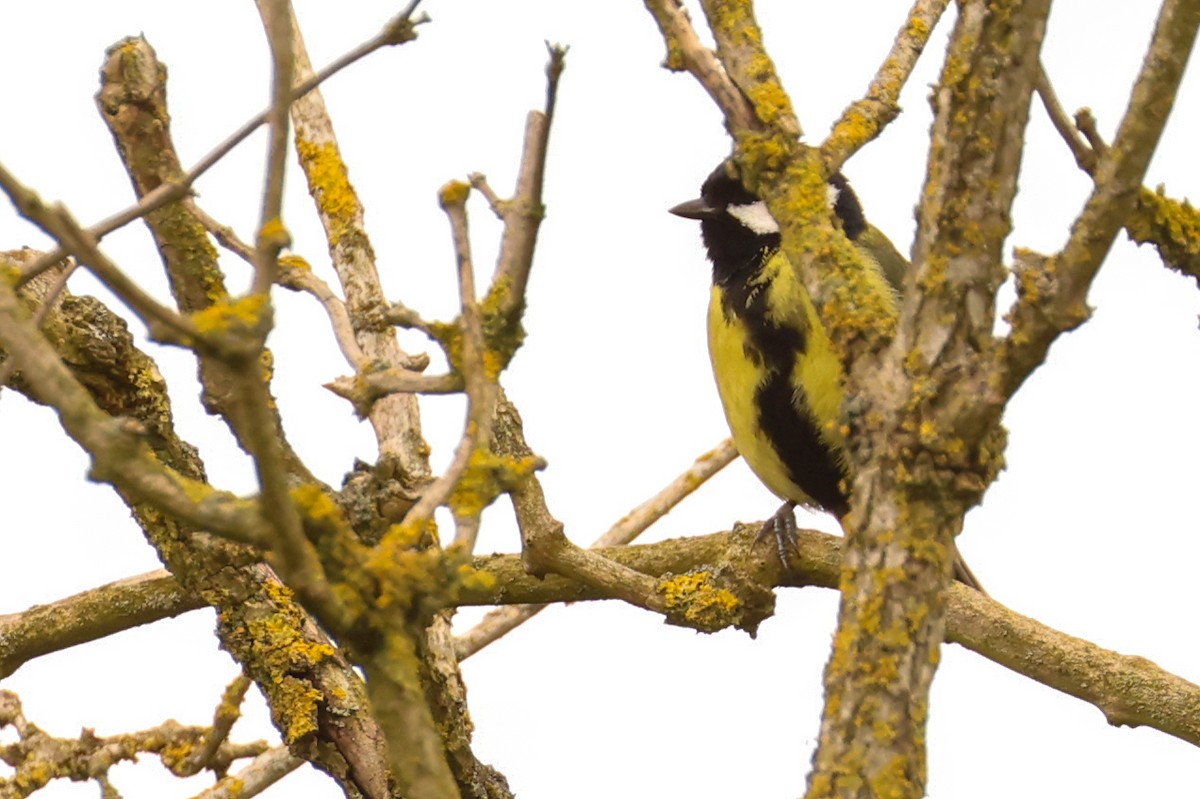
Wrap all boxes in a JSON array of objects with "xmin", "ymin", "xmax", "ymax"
[
  {"xmin": 0, "ymin": 280, "xmax": 268, "ymax": 543},
  {"xmin": 642, "ymin": 0, "xmax": 758, "ymax": 132},
  {"xmin": 0, "ymin": 690, "xmax": 271, "ymax": 795},
  {"xmin": 0, "ymin": 570, "xmax": 203, "ymax": 680},
  {"xmin": 1003, "ymin": 0, "xmax": 1200, "ymax": 394},
  {"xmin": 1034, "ymin": 59, "xmax": 1200, "ymax": 287},
  {"xmin": 15, "ymin": 7, "xmax": 428, "ymax": 290},
  {"xmin": 279, "ymin": 0, "xmax": 433, "ymax": 498},
  {"xmin": 822, "ymin": 0, "xmax": 951, "ymax": 169},
  {"xmin": 1, "ymin": 250, "xmax": 392, "ymax": 799},
  {"xmin": 254, "ymin": 0, "xmax": 294, "ymax": 294},
  {"xmin": 190, "ymin": 747, "xmax": 304, "ymax": 799},
  {"xmin": 457, "ymin": 528, "xmax": 1200, "ymax": 750},
  {"xmin": 0, "ymin": 165, "xmax": 200, "ymax": 346},
  {"xmin": 455, "ymin": 438, "xmax": 737, "ymax": 659}
]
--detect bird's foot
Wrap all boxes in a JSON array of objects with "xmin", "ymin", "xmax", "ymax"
[{"xmin": 757, "ymin": 502, "xmax": 798, "ymax": 568}]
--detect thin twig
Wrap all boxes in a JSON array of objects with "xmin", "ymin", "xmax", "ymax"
[
  {"xmin": 187, "ymin": 204, "xmax": 370, "ymax": 370},
  {"xmin": 179, "ymin": 675, "xmax": 254, "ymax": 776},
  {"xmin": 277, "ymin": 257, "xmax": 370, "ymax": 368},
  {"xmin": 383, "ymin": 182, "xmax": 499, "ymax": 549},
  {"xmin": 324, "ymin": 370, "xmax": 461, "ymax": 416},
  {"xmin": 187, "ymin": 200, "xmax": 257, "ymax": 263},
  {"xmin": 254, "ymin": 0, "xmax": 294, "ymax": 293},
  {"xmin": 1034, "ymin": 61, "xmax": 1097, "ymax": 173},
  {"xmin": 450, "ymin": 184, "xmax": 495, "ymax": 550},
  {"xmin": 15, "ymin": 6, "xmax": 428, "ymax": 289}
]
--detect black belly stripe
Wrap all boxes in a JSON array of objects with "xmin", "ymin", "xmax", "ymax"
[
  {"xmin": 755, "ymin": 368, "xmax": 849, "ymax": 517},
  {"xmin": 721, "ymin": 249, "xmax": 849, "ymax": 518}
]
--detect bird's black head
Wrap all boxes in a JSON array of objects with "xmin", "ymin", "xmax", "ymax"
[{"xmin": 670, "ymin": 161, "xmax": 866, "ymax": 286}]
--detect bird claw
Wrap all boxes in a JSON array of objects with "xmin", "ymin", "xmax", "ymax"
[{"xmin": 757, "ymin": 502, "xmax": 798, "ymax": 568}]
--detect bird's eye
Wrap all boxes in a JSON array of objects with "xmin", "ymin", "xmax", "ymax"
[{"xmin": 726, "ymin": 201, "xmax": 780, "ymax": 235}]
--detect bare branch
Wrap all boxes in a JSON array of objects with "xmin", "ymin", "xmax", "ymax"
[
  {"xmin": 822, "ymin": 0, "xmax": 951, "ymax": 169},
  {"xmin": 485, "ymin": 43, "xmax": 566, "ymax": 326},
  {"xmin": 698, "ymin": 0, "xmax": 799, "ymax": 136},
  {"xmin": 454, "ymin": 439, "xmax": 738, "ymax": 659},
  {"xmin": 178, "ymin": 675, "xmax": 254, "ymax": 776},
  {"xmin": 324, "ymin": 370, "xmax": 459, "ymax": 418},
  {"xmin": 1035, "ymin": 61, "xmax": 1200, "ymax": 286},
  {"xmin": 0, "ymin": 570, "xmax": 202, "ymax": 679},
  {"xmin": 190, "ymin": 747, "xmax": 304, "ymax": 799},
  {"xmin": 188, "ymin": 200, "xmax": 257, "ymax": 263},
  {"xmin": 192, "ymin": 197, "xmax": 378, "ymax": 374},
  {"xmin": 0, "ymin": 690, "xmax": 271, "ymax": 794},
  {"xmin": 276, "ymin": 255, "xmax": 370, "ymax": 368},
  {"xmin": 1035, "ymin": 61, "xmax": 1098, "ymax": 173},
  {"xmin": 16, "ymin": 8, "xmax": 427, "ymax": 289},
  {"xmin": 0, "ymin": 281, "xmax": 267, "ymax": 543},
  {"xmin": 641, "ymin": 0, "xmax": 758, "ymax": 132},
  {"xmin": 455, "ymin": 527, "xmax": 1200, "ymax": 750},
  {"xmin": 254, "ymin": 0, "xmax": 295, "ymax": 293},
  {"xmin": 1003, "ymin": 0, "xmax": 1200, "ymax": 394},
  {"xmin": 0, "ymin": 164, "xmax": 200, "ymax": 346},
  {"xmin": 281, "ymin": 2, "xmax": 433, "ymax": 495}
]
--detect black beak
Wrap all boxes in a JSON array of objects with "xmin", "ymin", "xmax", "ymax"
[{"xmin": 669, "ymin": 198, "xmax": 718, "ymax": 220}]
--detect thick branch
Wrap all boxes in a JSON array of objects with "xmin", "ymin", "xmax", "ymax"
[
  {"xmin": 806, "ymin": 2, "xmax": 1051, "ymax": 796},
  {"xmin": 459, "ymin": 529, "xmax": 1200, "ymax": 750},
  {"xmin": 642, "ymin": 0, "xmax": 758, "ymax": 131},
  {"xmin": 1, "ymin": 251, "xmax": 391, "ymax": 799},
  {"xmin": 95, "ymin": 36, "xmax": 317, "ymax": 483},
  {"xmin": 280, "ymin": 1, "xmax": 432, "ymax": 494},
  {"xmin": 0, "ymin": 570, "xmax": 202, "ymax": 680}
]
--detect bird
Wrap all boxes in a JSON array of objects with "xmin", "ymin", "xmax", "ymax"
[{"xmin": 670, "ymin": 160, "xmax": 982, "ymax": 591}]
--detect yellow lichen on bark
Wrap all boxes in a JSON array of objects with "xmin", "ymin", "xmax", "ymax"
[{"xmin": 294, "ymin": 139, "xmax": 360, "ymax": 246}]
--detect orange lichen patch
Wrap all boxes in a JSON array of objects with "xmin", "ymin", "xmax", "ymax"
[
  {"xmin": 658, "ymin": 570, "xmax": 741, "ymax": 632},
  {"xmin": 294, "ymin": 139, "xmax": 361, "ymax": 246},
  {"xmin": 191, "ymin": 294, "xmax": 268, "ymax": 335},
  {"xmin": 448, "ymin": 448, "xmax": 541, "ymax": 520}
]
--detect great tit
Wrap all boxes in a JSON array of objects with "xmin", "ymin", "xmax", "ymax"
[{"xmin": 670, "ymin": 161, "xmax": 982, "ymax": 591}]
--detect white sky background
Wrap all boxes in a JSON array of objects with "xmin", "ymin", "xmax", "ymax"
[{"xmin": 1, "ymin": 2, "xmax": 1198, "ymax": 797}]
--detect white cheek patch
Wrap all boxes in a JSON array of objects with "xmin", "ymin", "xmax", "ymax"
[
  {"xmin": 727, "ymin": 201, "xmax": 780, "ymax": 235},
  {"xmin": 826, "ymin": 183, "xmax": 840, "ymax": 209}
]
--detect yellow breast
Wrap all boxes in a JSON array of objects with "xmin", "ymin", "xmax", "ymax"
[{"xmin": 706, "ymin": 250, "xmax": 848, "ymax": 508}]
